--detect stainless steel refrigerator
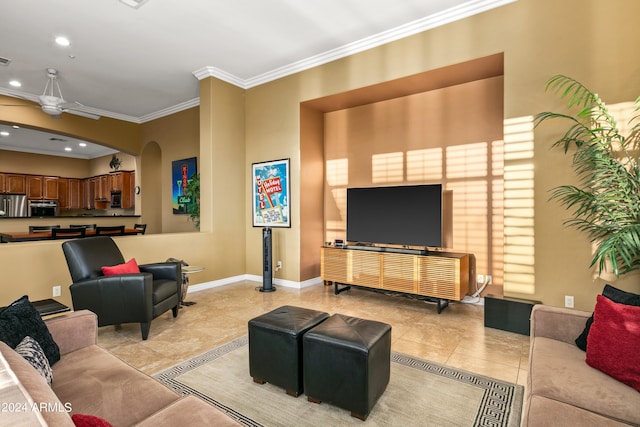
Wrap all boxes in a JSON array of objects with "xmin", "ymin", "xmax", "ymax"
[{"xmin": 0, "ymin": 194, "xmax": 28, "ymax": 217}]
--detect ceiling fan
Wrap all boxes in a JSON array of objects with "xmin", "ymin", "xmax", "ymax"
[{"xmin": 1, "ymin": 68, "xmax": 100, "ymax": 120}]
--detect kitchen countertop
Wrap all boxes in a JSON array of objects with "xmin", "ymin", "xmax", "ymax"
[{"xmin": 0, "ymin": 215, "xmax": 141, "ymax": 219}]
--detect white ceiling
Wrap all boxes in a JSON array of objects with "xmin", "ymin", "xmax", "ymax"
[{"xmin": 0, "ymin": 0, "xmax": 514, "ymax": 158}]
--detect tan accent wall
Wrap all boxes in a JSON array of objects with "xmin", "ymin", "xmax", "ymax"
[
  {"xmin": 299, "ymin": 106, "xmax": 325, "ymax": 281},
  {"xmin": 140, "ymin": 107, "xmax": 200, "ymax": 234},
  {"xmin": 243, "ymin": 0, "xmax": 640, "ymax": 309},
  {"xmin": 0, "ymin": 150, "xmax": 91, "ymax": 178},
  {"xmin": 199, "ymin": 77, "xmax": 247, "ymax": 278},
  {"xmin": 0, "ymin": 232, "xmax": 219, "ymax": 308},
  {"xmin": 320, "ymin": 76, "xmax": 504, "ymax": 285},
  {"xmin": 1, "ymin": 0, "xmax": 639, "ymax": 311},
  {"xmin": 0, "ymin": 95, "xmax": 140, "ymax": 153}
]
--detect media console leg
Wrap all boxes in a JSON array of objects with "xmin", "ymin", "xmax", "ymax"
[
  {"xmin": 334, "ymin": 282, "xmax": 351, "ymax": 295},
  {"xmin": 436, "ymin": 299, "xmax": 449, "ymax": 314}
]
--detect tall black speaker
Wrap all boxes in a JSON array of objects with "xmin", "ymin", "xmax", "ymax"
[{"xmin": 260, "ymin": 227, "xmax": 276, "ymax": 292}]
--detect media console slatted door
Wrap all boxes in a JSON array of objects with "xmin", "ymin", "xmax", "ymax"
[{"xmin": 321, "ymin": 247, "xmax": 471, "ymax": 313}]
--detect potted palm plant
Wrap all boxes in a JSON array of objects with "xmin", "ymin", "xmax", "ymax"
[{"xmin": 535, "ymin": 75, "xmax": 640, "ymax": 277}]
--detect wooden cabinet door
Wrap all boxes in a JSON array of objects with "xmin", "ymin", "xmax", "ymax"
[
  {"xmin": 99, "ymin": 175, "xmax": 109, "ymax": 200},
  {"xmin": 5, "ymin": 174, "xmax": 26, "ymax": 194},
  {"xmin": 121, "ymin": 171, "xmax": 133, "ymax": 208},
  {"xmin": 69, "ymin": 179, "xmax": 83, "ymax": 209},
  {"xmin": 58, "ymin": 179, "xmax": 69, "ymax": 208},
  {"xmin": 43, "ymin": 176, "xmax": 58, "ymax": 200},
  {"xmin": 110, "ymin": 172, "xmax": 123, "ymax": 192},
  {"xmin": 27, "ymin": 176, "xmax": 43, "ymax": 199}
]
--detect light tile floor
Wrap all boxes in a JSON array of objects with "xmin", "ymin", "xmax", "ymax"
[{"xmin": 98, "ymin": 280, "xmax": 530, "ymax": 387}]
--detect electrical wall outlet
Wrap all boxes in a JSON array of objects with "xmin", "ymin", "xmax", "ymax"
[
  {"xmin": 565, "ymin": 295, "xmax": 574, "ymax": 308},
  {"xmin": 276, "ymin": 261, "xmax": 282, "ymax": 270},
  {"xmin": 477, "ymin": 274, "xmax": 484, "ymax": 284},
  {"xmin": 486, "ymin": 275, "xmax": 492, "ymax": 285},
  {"xmin": 53, "ymin": 286, "xmax": 61, "ymax": 297}
]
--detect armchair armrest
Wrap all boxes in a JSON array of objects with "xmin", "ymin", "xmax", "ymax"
[
  {"xmin": 69, "ymin": 273, "xmax": 154, "ymax": 326},
  {"xmin": 530, "ymin": 304, "xmax": 591, "ymax": 345},
  {"xmin": 45, "ymin": 310, "xmax": 97, "ymax": 356},
  {"xmin": 139, "ymin": 262, "xmax": 181, "ymax": 281}
]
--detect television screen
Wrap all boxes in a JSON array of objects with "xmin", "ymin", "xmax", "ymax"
[{"xmin": 346, "ymin": 184, "xmax": 442, "ymax": 248}]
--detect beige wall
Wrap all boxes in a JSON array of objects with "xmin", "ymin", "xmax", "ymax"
[
  {"xmin": 0, "ymin": 232, "xmax": 218, "ymax": 308},
  {"xmin": 141, "ymin": 107, "xmax": 200, "ymax": 234},
  {"xmin": 0, "ymin": 150, "xmax": 91, "ymax": 178},
  {"xmin": 243, "ymin": 0, "xmax": 640, "ymax": 309},
  {"xmin": 1, "ymin": 0, "xmax": 639, "ymax": 312},
  {"xmin": 198, "ymin": 77, "xmax": 247, "ymax": 279},
  {"xmin": 321, "ymin": 76, "xmax": 504, "ymax": 284}
]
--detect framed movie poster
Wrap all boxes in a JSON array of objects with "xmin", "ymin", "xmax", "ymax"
[
  {"xmin": 172, "ymin": 157, "xmax": 197, "ymax": 214},
  {"xmin": 252, "ymin": 158, "xmax": 290, "ymax": 227}
]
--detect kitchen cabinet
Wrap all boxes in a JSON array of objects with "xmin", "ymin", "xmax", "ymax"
[
  {"xmin": 27, "ymin": 176, "xmax": 59, "ymax": 200},
  {"xmin": 59, "ymin": 178, "xmax": 84, "ymax": 209},
  {"xmin": 0, "ymin": 173, "xmax": 27, "ymax": 194},
  {"xmin": 109, "ymin": 171, "xmax": 134, "ymax": 208}
]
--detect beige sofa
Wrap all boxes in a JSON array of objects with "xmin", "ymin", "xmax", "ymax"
[
  {"xmin": 0, "ymin": 310, "xmax": 240, "ymax": 427},
  {"xmin": 523, "ymin": 305, "xmax": 640, "ymax": 426}
]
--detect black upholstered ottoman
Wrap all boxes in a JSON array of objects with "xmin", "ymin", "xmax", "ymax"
[
  {"xmin": 248, "ymin": 305, "xmax": 329, "ymax": 396},
  {"xmin": 303, "ymin": 314, "xmax": 392, "ymax": 420}
]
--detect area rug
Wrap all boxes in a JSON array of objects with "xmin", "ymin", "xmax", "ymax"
[{"xmin": 155, "ymin": 336, "xmax": 523, "ymax": 427}]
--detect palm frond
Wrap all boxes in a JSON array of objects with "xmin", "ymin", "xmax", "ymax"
[{"xmin": 539, "ymin": 75, "xmax": 640, "ymax": 277}]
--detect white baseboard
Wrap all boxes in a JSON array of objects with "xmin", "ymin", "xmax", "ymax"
[{"xmin": 187, "ymin": 274, "xmax": 323, "ymax": 294}]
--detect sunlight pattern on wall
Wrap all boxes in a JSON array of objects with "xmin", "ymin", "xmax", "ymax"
[
  {"xmin": 372, "ymin": 152, "xmax": 403, "ymax": 183},
  {"xmin": 325, "ymin": 158, "xmax": 349, "ymax": 243},
  {"xmin": 406, "ymin": 148, "xmax": 443, "ymax": 181},
  {"xmin": 502, "ymin": 116, "xmax": 535, "ymax": 294},
  {"xmin": 325, "ymin": 139, "xmax": 505, "ymax": 287}
]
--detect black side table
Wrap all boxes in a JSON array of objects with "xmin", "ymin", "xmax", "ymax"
[{"xmin": 31, "ymin": 299, "xmax": 71, "ymax": 316}]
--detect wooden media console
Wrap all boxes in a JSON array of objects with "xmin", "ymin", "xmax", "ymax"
[{"xmin": 320, "ymin": 246, "xmax": 472, "ymax": 313}]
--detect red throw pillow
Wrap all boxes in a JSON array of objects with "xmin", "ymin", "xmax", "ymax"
[
  {"xmin": 586, "ymin": 295, "xmax": 640, "ymax": 392},
  {"xmin": 72, "ymin": 414, "xmax": 114, "ymax": 427},
  {"xmin": 101, "ymin": 258, "xmax": 140, "ymax": 276}
]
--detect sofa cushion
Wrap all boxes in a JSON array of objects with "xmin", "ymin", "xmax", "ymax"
[
  {"xmin": 52, "ymin": 344, "xmax": 179, "ymax": 427},
  {"xmin": 15, "ymin": 336, "xmax": 53, "ymax": 386},
  {"xmin": 529, "ymin": 336, "xmax": 640, "ymax": 425},
  {"xmin": 133, "ymin": 395, "xmax": 241, "ymax": 427},
  {"xmin": 586, "ymin": 295, "xmax": 640, "ymax": 392},
  {"xmin": 575, "ymin": 284, "xmax": 640, "ymax": 351},
  {"xmin": 0, "ymin": 295, "xmax": 60, "ymax": 365},
  {"xmin": 524, "ymin": 395, "xmax": 631, "ymax": 427},
  {"xmin": 0, "ymin": 342, "xmax": 74, "ymax": 426}
]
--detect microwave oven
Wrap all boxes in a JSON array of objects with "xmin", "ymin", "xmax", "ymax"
[
  {"xmin": 29, "ymin": 200, "xmax": 58, "ymax": 217},
  {"xmin": 111, "ymin": 191, "xmax": 122, "ymax": 208}
]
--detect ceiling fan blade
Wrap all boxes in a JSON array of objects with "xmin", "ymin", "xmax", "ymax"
[
  {"xmin": 63, "ymin": 109, "xmax": 101, "ymax": 120},
  {"xmin": 0, "ymin": 103, "xmax": 39, "ymax": 107}
]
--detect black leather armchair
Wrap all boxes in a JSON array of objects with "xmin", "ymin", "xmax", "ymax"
[{"xmin": 61, "ymin": 236, "xmax": 182, "ymax": 340}]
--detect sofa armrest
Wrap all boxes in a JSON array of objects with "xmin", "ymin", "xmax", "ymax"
[
  {"xmin": 530, "ymin": 304, "xmax": 591, "ymax": 345},
  {"xmin": 45, "ymin": 310, "xmax": 97, "ymax": 356}
]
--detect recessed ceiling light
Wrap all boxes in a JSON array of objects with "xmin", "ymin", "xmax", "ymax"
[
  {"xmin": 9, "ymin": 80, "xmax": 21, "ymax": 87},
  {"xmin": 55, "ymin": 36, "xmax": 70, "ymax": 46},
  {"xmin": 64, "ymin": 147, "xmax": 72, "ymax": 151},
  {"xmin": 0, "ymin": 131, "xmax": 10, "ymax": 137},
  {"xmin": 79, "ymin": 142, "xmax": 87, "ymax": 147},
  {"xmin": 119, "ymin": 0, "xmax": 150, "ymax": 9},
  {"xmin": 11, "ymin": 125, "xmax": 19, "ymax": 129}
]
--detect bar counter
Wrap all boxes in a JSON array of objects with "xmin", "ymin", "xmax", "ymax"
[{"xmin": 0, "ymin": 228, "xmax": 142, "ymax": 242}]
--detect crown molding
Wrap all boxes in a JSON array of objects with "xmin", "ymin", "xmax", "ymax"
[
  {"xmin": 138, "ymin": 97, "xmax": 200, "ymax": 123},
  {"xmin": 195, "ymin": 0, "xmax": 516, "ymax": 89}
]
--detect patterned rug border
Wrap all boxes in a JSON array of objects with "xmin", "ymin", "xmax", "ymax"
[{"xmin": 155, "ymin": 335, "xmax": 523, "ymax": 427}]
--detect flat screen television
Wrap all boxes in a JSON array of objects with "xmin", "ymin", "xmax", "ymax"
[{"xmin": 346, "ymin": 184, "xmax": 442, "ymax": 248}]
